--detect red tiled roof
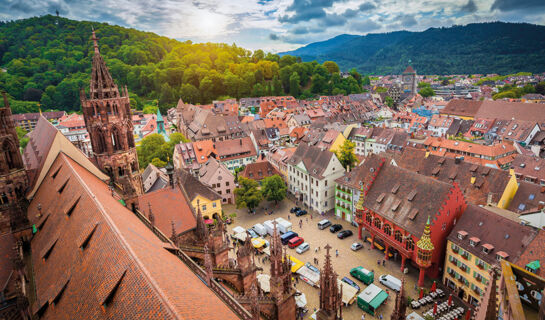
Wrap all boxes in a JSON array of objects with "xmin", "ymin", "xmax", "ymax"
[
  {"xmin": 137, "ymin": 186, "xmax": 197, "ymax": 236},
  {"xmin": 28, "ymin": 153, "xmax": 238, "ymax": 319},
  {"xmin": 239, "ymin": 161, "xmax": 280, "ymax": 181}
]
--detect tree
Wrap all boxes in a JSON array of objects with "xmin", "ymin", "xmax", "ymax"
[
  {"xmin": 418, "ymin": 82, "xmax": 431, "ymax": 88},
  {"xmin": 419, "ymin": 87, "xmax": 435, "ymax": 97},
  {"xmin": 151, "ymin": 157, "xmax": 167, "ymax": 168},
  {"xmin": 385, "ymin": 96, "xmax": 394, "ymax": 108},
  {"xmin": 323, "ymin": 61, "xmax": 339, "ymax": 74},
  {"xmin": 142, "ymin": 104, "xmax": 158, "ymax": 114},
  {"xmin": 137, "ymin": 133, "xmax": 167, "ymax": 168},
  {"xmin": 234, "ymin": 177, "xmax": 263, "ymax": 211},
  {"xmin": 15, "ymin": 126, "xmax": 29, "ymax": 149},
  {"xmin": 289, "ymin": 72, "xmax": 300, "ymax": 97},
  {"xmin": 335, "ymin": 139, "xmax": 358, "ymax": 170},
  {"xmin": 261, "ymin": 175, "xmax": 286, "ymax": 204}
]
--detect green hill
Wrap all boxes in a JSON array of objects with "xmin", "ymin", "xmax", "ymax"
[
  {"xmin": 281, "ymin": 22, "xmax": 545, "ymax": 75},
  {"xmin": 0, "ymin": 15, "xmax": 363, "ymax": 114}
]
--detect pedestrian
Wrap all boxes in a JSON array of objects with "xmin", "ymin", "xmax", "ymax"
[
  {"xmin": 315, "ymin": 248, "xmax": 318, "ymax": 253},
  {"xmin": 361, "ymin": 314, "xmax": 365, "ymax": 320},
  {"xmin": 382, "ymin": 259, "xmax": 385, "ymax": 266},
  {"xmin": 310, "ymin": 214, "xmax": 313, "ymax": 220},
  {"xmin": 379, "ymin": 314, "xmax": 383, "ymax": 320},
  {"xmin": 318, "ymin": 246, "xmax": 320, "ymax": 252},
  {"xmin": 296, "ymin": 276, "xmax": 299, "ymax": 283},
  {"xmin": 288, "ymin": 214, "xmax": 291, "ymax": 220},
  {"xmin": 377, "ymin": 259, "xmax": 380, "ymax": 265},
  {"xmin": 306, "ymin": 217, "xmax": 308, "ymax": 223},
  {"xmin": 335, "ymin": 249, "xmax": 339, "ymax": 257}
]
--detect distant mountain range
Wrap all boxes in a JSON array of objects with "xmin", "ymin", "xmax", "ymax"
[{"xmin": 280, "ymin": 22, "xmax": 545, "ymax": 75}]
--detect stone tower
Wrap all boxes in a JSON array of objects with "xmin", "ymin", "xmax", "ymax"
[
  {"xmin": 402, "ymin": 65, "xmax": 417, "ymax": 95},
  {"xmin": 269, "ymin": 222, "xmax": 296, "ymax": 320},
  {"xmin": 80, "ymin": 30, "xmax": 142, "ymax": 208},
  {"xmin": 0, "ymin": 93, "xmax": 29, "ymax": 236},
  {"xmin": 316, "ymin": 244, "xmax": 342, "ymax": 320},
  {"xmin": 473, "ymin": 266, "xmax": 499, "ymax": 320},
  {"xmin": 391, "ymin": 277, "xmax": 407, "ymax": 320}
]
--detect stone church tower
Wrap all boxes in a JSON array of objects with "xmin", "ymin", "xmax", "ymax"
[
  {"xmin": 80, "ymin": 31, "xmax": 143, "ymax": 208},
  {"xmin": 0, "ymin": 93, "xmax": 29, "ymax": 235}
]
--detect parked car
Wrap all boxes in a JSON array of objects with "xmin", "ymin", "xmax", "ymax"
[
  {"xmin": 351, "ymin": 242, "xmax": 363, "ymax": 251},
  {"xmin": 296, "ymin": 242, "xmax": 310, "ymax": 254},
  {"xmin": 329, "ymin": 224, "xmax": 342, "ymax": 233},
  {"xmin": 379, "ymin": 274, "xmax": 402, "ymax": 292},
  {"xmin": 305, "ymin": 262, "xmax": 320, "ymax": 274},
  {"xmin": 288, "ymin": 236, "xmax": 304, "ymax": 249},
  {"xmin": 317, "ymin": 219, "xmax": 331, "ymax": 230},
  {"xmin": 247, "ymin": 228, "xmax": 258, "ymax": 239},
  {"xmin": 280, "ymin": 231, "xmax": 298, "ymax": 245},
  {"xmin": 337, "ymin": 230, "xmax": 353, "ymax": 239},
  {"xmin": 295, "ymin": 209, "xmax": 307, "ymax": 217},
  {"xmin": 290, "ymin": 207, "xmax": 301, "ymax": 213},
  {"xmin": 341, "ymin": 276, "xmax": 360, "ymax": 291}
]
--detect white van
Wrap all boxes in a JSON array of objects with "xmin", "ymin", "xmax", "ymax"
[
  {"xmin": 379, "ymin": 274, "xmax": 401, "ymax": 292},
  {"xmin": 317, "ymin": 219, "xmax": 331, "ymax": 230},
  {"xmin": 253, "ymin": 223, "xmax": 267, "ymax": 237}
]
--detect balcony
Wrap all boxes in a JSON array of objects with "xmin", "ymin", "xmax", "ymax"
[
  {"xmin": 476, "ymin": 263, "xmax": 485, "ymax": 270},
  {"xmin": 461, "ymin": 253, "xmax": 470, "ymax": 260},
  {"xmin": 452, "ymin": 247, "xmax": 459, "ymax": 254},
  {"xmin": 459, "ymin": 265, "xmax": 468, "ymax": 273},
  {"xmin": 372, "ymin": 227, "xmax": 413, "ymax": 257}
]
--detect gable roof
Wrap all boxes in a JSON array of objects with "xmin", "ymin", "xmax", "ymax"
[
  {"xmin": 288, "ymin": 143, "xmax": 336, "ymax": 179},
  {"xmin": 448, "ymin": 204, "xmax": 538, "ymax": 265},
  {"xmin": 360, "ymin": 158, "xmax": 455, "ymax": 236},
  {"xmin": 198, "ymin": 157, "xmax": 233, "ymax": 185},
  {"xmin": 441, "ymin": 100, "xmax": 483, "ymax": 118},
  {"xmin": 239, "ymin": 161, "xmax": 281, "ymax": 181},
  {"xmin": 29, "ymin": 153, "xmax": 237, "ymax": 319},
  {"xmin": 178, "ymin": 169, "xmax": 221, "ymax": 202},
  {"xmin": 475, "ymin": 100, "xmax": 545, "ymax": 122}
]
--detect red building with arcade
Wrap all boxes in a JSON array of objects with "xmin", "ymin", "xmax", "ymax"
[{"xmin": 353, "ymin": 155, "xmax": 467, "ymax": 286}]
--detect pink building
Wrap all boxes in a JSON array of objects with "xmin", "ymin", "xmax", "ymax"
[{"xmin": 197, "ymin": 157, "xmax": 235, "ymax": 204}]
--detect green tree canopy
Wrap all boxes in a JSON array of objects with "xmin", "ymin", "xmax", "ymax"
[
  {"xmin": 234, "ymin": 177, "xmax": 263, "ymax": 211},
  {"xmin": 419, "ymin": 87, "xmax": 435, "ymax": 97},
  {"xmin": 261, "ymin": 175, "xmax": 287, "ymax": 204},
  {"xmin": 335, "ymin": 139, "xmax": 358, "ymax": 170},
  {"xmin": 384, "ymin": 96, "xmax": 394, "ymax": 108}
]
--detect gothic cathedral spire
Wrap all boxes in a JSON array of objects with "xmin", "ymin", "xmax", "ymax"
[{"xmin": 80, "ymin": 30, "xmax": 143, "ymax": 209}]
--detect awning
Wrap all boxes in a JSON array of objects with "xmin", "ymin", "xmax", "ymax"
[
  {"xmin": 204, "ymin": 219, "xmax": 214, "ymax": 224},
  {"xmin": 369, "ymin": 290, "xmax": 388, "ymax": 309},
  {"xmin": 295, "ymin": 292, "xmax": 307, "ymax": 308}
]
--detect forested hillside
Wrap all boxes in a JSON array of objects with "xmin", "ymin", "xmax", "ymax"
[
  {"xmin": 282, "ymin": 22, "xmax": 545, "ymax": 75},
  {"xmin": 0, "ymin": 15, "xmax": 363, "ymax": 114}
]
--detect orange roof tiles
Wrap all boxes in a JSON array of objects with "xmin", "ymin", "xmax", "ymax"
[
  {"xmin": 137, "ymin": 186, "xmax": 197, "ymax": 236},
  {"xmin": 192, "ymin": 140, "xmax": 217, "ymax": 164},
  {"xmin": 28, "ymin": 153, "xmax": 238, "ymax": 319}
]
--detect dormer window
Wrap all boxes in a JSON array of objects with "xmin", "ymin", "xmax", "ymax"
[
  {"xmin": 482, "ymin": 243, "xmax": 494, "ymax": 254},
  {"xmin": 496, "ymin": 251, "xmax": 509, "ymax": 261},
  {"xmin": 457, "ymin": 230, "xmax": 468, "ymax": 240},
  {"xmin": 469, "ymin": 237, "xmax": 480, "ymax": 247}
]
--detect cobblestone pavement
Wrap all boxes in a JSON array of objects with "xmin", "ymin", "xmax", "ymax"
[{"xmin": 224, "ymin": 199, "xmax": 437, "ymax": 320}]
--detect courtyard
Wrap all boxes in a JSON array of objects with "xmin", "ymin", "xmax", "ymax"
[{"xmin": 224, "ymin": 198, "xmax": 438, "ymax": 320}]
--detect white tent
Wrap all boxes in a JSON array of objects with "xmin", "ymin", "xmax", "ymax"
[
  {"xmin": 295, "ymin": 291, "xmax": 307, "ymax": 308},
  {"xmin": 257, "ymin": 274, "xmax": 270, "ymax": 293}
]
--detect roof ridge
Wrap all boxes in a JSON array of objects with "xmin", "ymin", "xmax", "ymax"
[{"xmin": 60, "ymin": 153, "xmax": 182, "ymax": 319}]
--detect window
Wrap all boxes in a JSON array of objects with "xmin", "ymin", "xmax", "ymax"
[
  {"xmin": 325, "ymin": 191, "xmax": 327, "ymax": 197},
  {"xmin": 212, "ymin": 202, "xmax": 217, "ymax": 208},
  {"xmin": 218, "ymin": 191, "xmax": 222, "ymax": 195},
  {"xmin": 325, "ymin": 180, "xmax": 328, "ymax": 186},
  {"xmin": 202, "ymin": 205, "xmax": 207, "ymax": 211},
  {"xmin": 226, "ymin": 189, "xmax": 230, "ymax": 194},
  {"xmin": 324, "ymin": 201, "xmax": 327, "ymax": 207}
]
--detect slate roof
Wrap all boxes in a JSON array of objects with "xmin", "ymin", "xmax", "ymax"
[
  {"xmin": 448, "ymin": 204, "xmax": 538, "ymax": 266},
  {"xmin": 28, "ymin": 153, "xmax": 237, "ymax": 319},
  {"xmin": 359, "ymin": 158, "xmax": 455, "ymax": 236},
  {"xmin": 178, "ymin": 169, "xmax": 221, "ymax": 201},
  {"xmin": 288, "ymin": 143, "xmax": 335, "ymax": 180}
]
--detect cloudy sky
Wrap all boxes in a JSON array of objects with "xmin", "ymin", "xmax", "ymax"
[{"xmin": 1, "ymin": 0, "xmax": 544, "ymax": 52}]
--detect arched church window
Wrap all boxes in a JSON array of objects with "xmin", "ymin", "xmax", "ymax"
[
  {"xmin": 127, "ymin": 129, "xmax": 135, "ymax": 148},
  {"xmin": 111, "ymin": 127, "xmax": 123, "ymax": 151},
  {"xmin": 118, "ymin": 167, "xmax": 124, "ymax": 177},
  {"xmin": 1, "ymin": 193, "xmax": 8, "ymax": 205}
]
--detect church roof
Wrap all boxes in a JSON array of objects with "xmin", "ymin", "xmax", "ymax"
[{"xmin": 28, "ymin": 153, "xmax": 238, "ymax": 319}]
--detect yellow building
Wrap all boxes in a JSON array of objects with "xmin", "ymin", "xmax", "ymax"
[
  {"xmin": 443, "ymin": 204, "xmax": 538, "ymax": 306},
  {"xmin": 497, "ymin": 172, "xmax": 518, "ymax": 209},
  {"xmin": 178, "ymin": 170, "xmax": 223, "ymax": 220},
  {"xmin": 329, "ymin": 132, "xmax": 346, "ymax": 153}
]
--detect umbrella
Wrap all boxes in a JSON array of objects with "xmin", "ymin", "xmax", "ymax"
[
  {"xmin": 448, "ymin": 294, "xmax": 453, "ymax": 306},
  {"xmin": 465, "ymin": 309, "xmax": 471, "ymax": 320},
  {"xmin": 431, "ymin": 281, "xmax": 437, "ymax": 293},
  {"xmin": 419, "ymin": 288, "xmax": 424, "ymax": 299},
  {"xmin": 204, "ymin": 219, "xmax": 214, "ymax": 224},
  {"xmin": 433, "ymin": 302, "xmax": 438, "ymax": 315}
]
